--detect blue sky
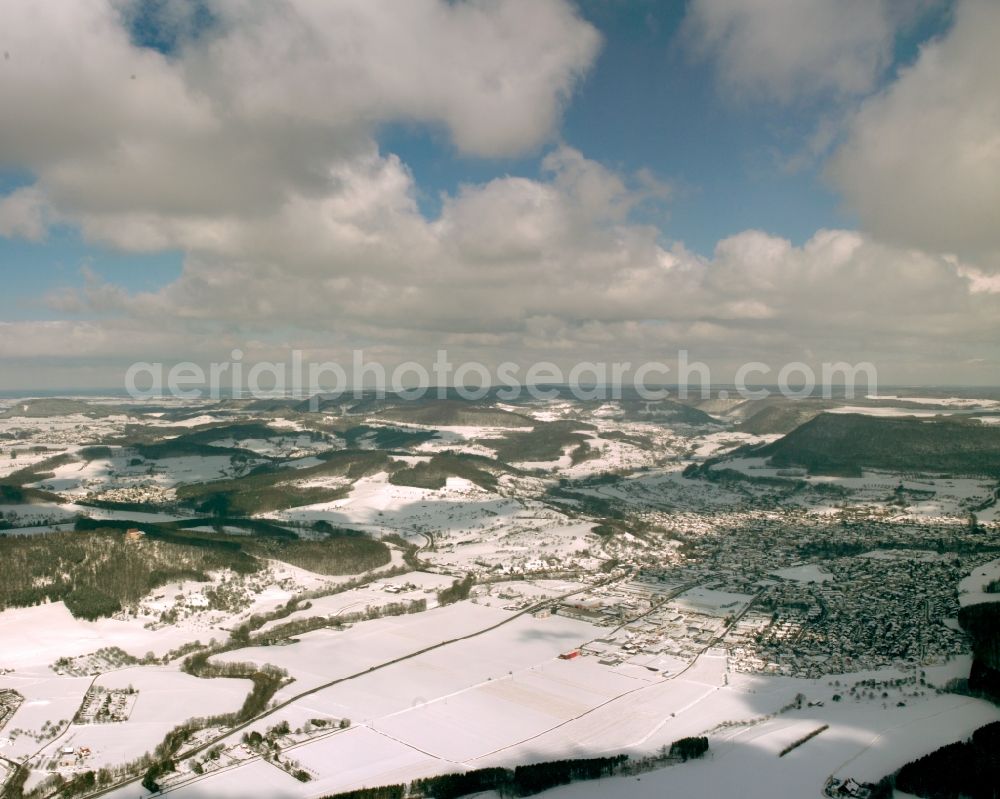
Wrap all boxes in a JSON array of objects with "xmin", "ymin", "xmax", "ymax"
[
  {"xmin": 1, "ymin": 0, "xmax": 997, "ymax": 388},
  {"xmin": 387, "ymin": 0, "xmax": 862, "ymax": 252}
]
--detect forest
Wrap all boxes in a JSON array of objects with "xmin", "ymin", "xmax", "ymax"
[
  {"xmin": 75, "ymin": 516, "xmax": 392, "ymax": 576},
  {"xmin": 0, "ymin": 529, "xmax": 255, "ymax": 620},
  {"xmin": 437, "ymin": 575, "xmax": 475, "ymax": 606},
  {"xmin": 325, "ymin": 746, "xmax": 712, "ymax": 799},
  {"xmin": 958, "ymin": 600, "xmax": 1000, "ymax": 701},
  {"xmin": 0, "ymin": 519, "xmax": 391, "ymax": 619},
  {"xmin": 757, "ymin": 413, "xmax": 1000, "ymax": 477},
  {"xmin": 336, "ymin": 756, "xmax": 628, "ymax": 799},
  {"xmin": 893, "ymin": 721, "xmax": 1000, "ymax": 799},
  {"xmin": 175, "ymin": 449, "xmax": 391, "ymax": 514},
  {"xmin": 389, "ymin": 452, "xmax": 502, "ymax": 491}
]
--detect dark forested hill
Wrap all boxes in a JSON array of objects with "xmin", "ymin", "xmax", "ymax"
[
  {"xmin": 375, "ymin": 399, "xmax": 533, "ymax": 428},
  {"xmin": 756, "ymin": 413, "xmax": 1000, "ymax": 476},
  {"xmin": 737, "ymin": 403, "xmax": 828, "ymax": 435}
]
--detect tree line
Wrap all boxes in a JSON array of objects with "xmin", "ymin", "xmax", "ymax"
[
  {"xmin": 0, "ymin": 528, "xmax": 256, "ymax": 620},
  {"xmin": 322, "ymin": 741, "xmax": 710, "ymax": 799},
  {"xmin": 891, "ymin": 720, "xmax": 999, "ymax": 799},
  {"xmin": 437, "ymin": 575, "xmax": 474, "ymax": 606}
]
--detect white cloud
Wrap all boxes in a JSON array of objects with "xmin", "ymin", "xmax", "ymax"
[
  {"xmin": 827, "ymin": 0, "xmax": 1000, "ymax": 270},
  {"xmin": 681, "ymin": 0, "xmax": 898, "ymax": 103},
  {"xmin": 0, "ymin": 0, "xmax": 996, "ymax": 388},
  {"xmin": 20, "ymin": 149, "xmax": 997, "ymax": 385},
  {"xmin": 956, "ymin": 265, "xmax": 1000, "ymax": 295},
  {"xmin": 0, "ymin": 187, "xmax": 47, "ymax": 241},
  {"xmin": 0, "ymin": 0, "xmax": 600, "ymax": 239},
  {"xmin": 190, "ymin": 0, "xmax": 602, "ymax": 157}
]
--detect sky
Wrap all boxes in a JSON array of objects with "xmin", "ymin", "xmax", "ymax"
[{"xmin": 0, "ymin": 0, "xmax": 998, "ymax": 390}]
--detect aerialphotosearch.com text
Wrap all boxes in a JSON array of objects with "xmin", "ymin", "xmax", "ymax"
[{"xmin": 125, "ymin": 349, "xmax": 878, "ymax": 407}]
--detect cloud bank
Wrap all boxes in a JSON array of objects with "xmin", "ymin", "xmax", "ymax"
[
  {"xmin": 828, "ymin": 0, "xmax": 1000, "ymax": 271},
  {"xmin": 0, "ymin": 0, "xmax": 997, "ymax": 388}
]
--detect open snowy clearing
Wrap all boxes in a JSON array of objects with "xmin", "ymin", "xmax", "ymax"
[
  {"xmin": 958, "ymin": 556, "xmax": 1000, "ymax": 607},
  {"xmin": 771, "ymin": 564, "xmax": 834, "ymax": 583},
  {"xmin": 212, "ymin": 603, "xmax": 599, "ymax": 701},
  {"xmin": 0, "ymin": 558, "xmax": 365, "ymax": 672},
  {"xmin": 527, "ymin": 690, "xmax": 1000, "ymax": 799},
  {"xmin": 865, "ymin": 395, "xmax": 1000, "ymax": 409},
  {"xmin": 94, "ymin": 642, "xmax": 1000, "ymax": 799},
  {"xmin": 33, "ymin": 668, "xmax": 251, "ymax": 770},
  {"xmin": 0, "ymin": 603, "xmax": 209, "ymax": 672},
  {"xmin": 266, "ymin": 471, "xmax": 519, "ymax": 537},
  {"xmin": 828, "ymin": 406, "xmax": 946, "ymax": 418},
  {"xmin": 31, "ymin": 453, "xmax": 253, "ymax": 496}
]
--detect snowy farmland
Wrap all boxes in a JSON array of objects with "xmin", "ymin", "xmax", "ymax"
[
  {"xmin": 91, "ymin": 642, "xmax": 1000, "ymax": 799},
  {"xmin": 529, "ymin": 690, "xmax": 1000, "ymax": 799},
  {"xmin": 32, "ymin": 669, "xmax": 251, "ymax": 771}
]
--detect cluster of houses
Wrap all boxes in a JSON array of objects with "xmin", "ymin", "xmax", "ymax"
[
  {"xmin": 0, "ymin": 690, "xmax": 22, "ymax": 732},
  {"xmin": 75, "ymin": 687, "xmax": 138, "ymax": 725}
]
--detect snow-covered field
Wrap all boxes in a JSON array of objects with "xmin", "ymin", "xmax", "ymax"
[
  {"xmin": 32, "ymin": 454, "xmax": 248, "ymax": 496},
  {"xmin": 212, "ymin": 603, "xmax": 596, "ymax": 698},
  {"xmin": 95, "ymin": 641, "xmax": 1000, "ymax": 799},
  {"xmin": 31, "ymin": 668, "xmax": 251, "ymax": 770},
  {"xmin": 771, "ymin": 564, "xmax": 834, "ymax": 583},
  {"xmin": 267, "ymin": 471, "xmax": 597, "ymax": 573},
  {"xmin": 268, "ymin": 471, "xmax": 517, "ymax": 536},
  {"xmin": 529, "ymin": 689, "xmax": 999, "ymax": 799},
  {"xmin": 828, "ymin": 406, "xmax": 944, "ymax": 418},
  {"xmin": 958, "ymin": 557, "xmax": 1000, "ymax": 607},
  {"xmin": 0, "ymin": 559, "xmax": 365, "ymax": 674},
  {"xmin": 0, "ymin": 603, "xmax": 204, "ymax": 672},
  {"xmin": 866, "ymin": 395, "xmax": 1000, "ymax": 409}
]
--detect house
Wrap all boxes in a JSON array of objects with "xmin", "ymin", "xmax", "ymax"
[
  {"xmin": 836, "ymin": 779, "xmax": 871, "ymax": 798},
  {"xmin": 125, "ymin": 528, "xmax": 145, "ymax": 542}
]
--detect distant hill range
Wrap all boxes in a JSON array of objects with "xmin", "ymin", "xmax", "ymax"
[
  {"xmin": 0, "ymin": 398, "xmax": 127, "ymax": 419},
  {"xmin": 615, "ymin": 396, "xmax": 719, "ymax": 426},
  {"xmin": 374, "ymin": 399, "xmax": 533, "ymax": 428},
  {"xmin": 298, "ymin": 390, "xmax": 720, "ymax": 427},
  {"xmin": 757, "ymin": 413, "xmax": 1000, "ymax": 477}
]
